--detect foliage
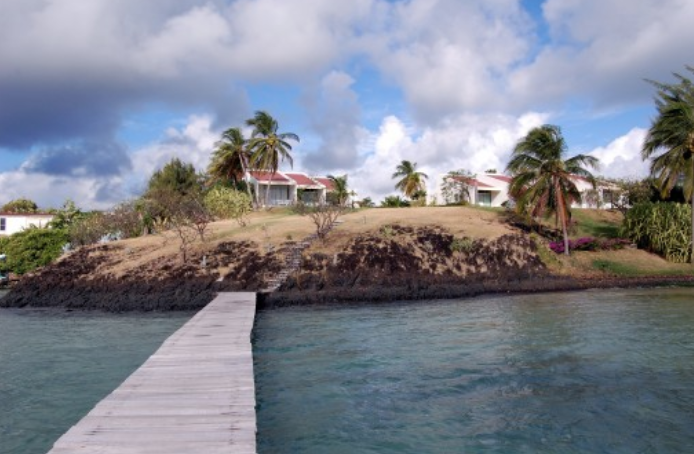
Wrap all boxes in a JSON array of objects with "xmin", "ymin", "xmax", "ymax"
[
  {"xmin": 327, "ymin": 174, "xmax": 349, "ymax": 206},
  {"xmin": 68, "ymin": 201, "xmax": 144, "ymax": 247},
  {"xmin": 2, "ymin": 198, "xmax": 38, "ymax": 213},
  {"xmin": 621, "ymin": 201, "xmax": 692, "ymax": 263},
  {"xmin": 204, "ymin": 186, "xmax": 252, "ymax": 226},
  {"xmin": 441, "ymin": 169, "xmax": 474, "ymax": 205},
  {"xmin": 146, "ymin": 158, "xmax": 200, "ymax": 197},
  {"xmin": 392, "ymin": 160, "xmax": 428, "ymax": 199},
  {"xmin": 0, "ymin": 228, "xmax": 69, "ymax": 275},
  {"xmin": 246, "ymin": 111, "xmax": 299, "ymax": 206},
  {"xmin": 208, "ymin": 127, "xmax": 249, "ymax": 185},
  {"xmin": 450, "ymin": 237, "xmax": 476, "ymax": 253},
  {"xmin": 49, "ymin": 199, "xmax": 85, "ymax": 229},
  {"xmin": 548, "ymin": 237, "xmax": 631, "ymax": 254},
  {"xmin": 642, "ymin": 66, "xmax": 694, "ymax": 262},
  {"xmin": 359, "ymin": 197, "xmax": 375, "ymax": 208},
  {"xmin": 380, "ymin": 195, "xmax": 410, "ymax": 208},
  {"xmin": 292, "ymin": 202, "xmax": 344, "ymax": 239},
  {"xmin": 506, "ymin": 124, "xmax": 599, "ymax": 256}
]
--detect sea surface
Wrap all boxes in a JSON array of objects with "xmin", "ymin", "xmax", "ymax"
[
  {"xmin": 254, "ymin": 287, "xmax": 694, "ymax": 453},
  {"xmin": 0, "ymin": 297, "xmax": 192, "ymax": 454}
]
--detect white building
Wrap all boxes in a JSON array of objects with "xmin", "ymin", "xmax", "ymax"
[
  {"xmin": 245, "ymin": 171, "xmax": 341, "ymax": 207},
  {"xmin": 0, "ymin": 213, "xmax": 54, "ymax": 236},
  {"xmin": 439, "ymin": 172, "xmax": 617, "ymax": 209}
]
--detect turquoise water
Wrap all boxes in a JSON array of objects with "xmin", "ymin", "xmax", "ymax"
[
  {"xmin": 254, "ymin": 288, "xmax": 694, "ymax": 453},
  {"xmin": 0, "ymin": 301, "xmax": 192, "ymax": 454}
]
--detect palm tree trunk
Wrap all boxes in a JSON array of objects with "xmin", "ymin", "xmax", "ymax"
[
  {"xmin": 555, "ymin": 180, "xmax": 570, "ymax": 256},
  {"xmin": 691, "ymin": 158, "xmax": 694, "ymax": 264}
]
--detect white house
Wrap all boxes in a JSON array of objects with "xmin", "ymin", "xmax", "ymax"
[
  {"xmin": 439, "ymin": 172, "xmax": 618, "ymax": 209},
  {"xmin": 440, "ymin": 173, "xmax": 511, "ymax": 207},
  {"xmin": 0, "ymin": 213, "xmax": 54, "ymax": 236},
  {"xmin": 245, "ymin": 171, "xmax": 339, "ymax": 207}
]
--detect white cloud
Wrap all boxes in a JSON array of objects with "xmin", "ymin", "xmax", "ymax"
[
  {"xmin": 350, "ymin": 112, "xmax": 548, "ymax": 202},
  {"xmin": 367, "ymin": 0, "xmax": 534, "ymax": 121},
  {"xmin": 0, "ymin": 115, "xmax": 219, "ymax": 210},
  {"xmin": 510, "ymin": 0, "xmax": 694, "ymax": 109},
  {"xmin": 588, "ymin": 128, "xmax": 650, "ymax": 179}
]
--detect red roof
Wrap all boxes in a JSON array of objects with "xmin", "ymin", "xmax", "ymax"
[
  {"xmin": 249, "ymin": 171, "xmax": 292, "ymax": 183},
  {"xmin": 314, "ymin": 177, "xmax": 335, "ymax": 191},
  {"xmin": 285, "ymin": 173, "xmax": 318, "ymax": 186},
  {"xmin": 488, "ymin": 174, "xmax": 512, "ymax": 183},
  {"xmin": 472, "ymin": 179, "xmax": 493, "ymax": 188},
  {"xmin": 0, "ymin": 212, "xmax": 53, "ymax": 217}
]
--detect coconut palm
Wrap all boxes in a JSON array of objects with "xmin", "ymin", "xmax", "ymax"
[
  {"xmin": 327, "ymin": 174, "xmax": 349, "ymax": 206},
  {"xmin": 392, "ymin": 160, "xmax": 428, "ymax": 199},
  {"xmin": 245, "ymin": 111, "xmax": 300, "ymax": 206},
  {"xmin": 506, "ymin": 124, "xmax": 599, "ymax": 256},
  {"xmin": 642, "ymin": 67, "xmax": 694, "ymax": 263},
  {"xmin": 208, "ymin": 127, "xmax": 251, "ymax": 191}
]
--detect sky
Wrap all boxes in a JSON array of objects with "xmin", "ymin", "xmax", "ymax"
[{"xmin": 0, "ymin": 0, "xmax": 693, "ymax": 209}]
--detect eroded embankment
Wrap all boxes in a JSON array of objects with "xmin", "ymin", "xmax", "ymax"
[
  {"xmin": 0, "ymin": 241, "xmax": 283, "ymax": 311},
  {"xmin": 2, "ymin": 224, "xmax": 692, "ymax": 311}
]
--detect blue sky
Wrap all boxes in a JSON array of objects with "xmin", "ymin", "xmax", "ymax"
[{"xmin": 0, "ymin": 0, "xmax": 692, "ymax": 209}]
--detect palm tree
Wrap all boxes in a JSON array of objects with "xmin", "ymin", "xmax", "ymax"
[
  {"xmin": 392, "ymin": 160, "xmax": 428, "ymax": 199},
  {"xmin": 506, "ymin": 124, "xmax": 599, "ymax": 256},
  {"xmin": 207, "ymin": 127, "xmax": 253, "ymax": 199},
  {"xmin": 327, "ymin": 174, "xmax": 349, "ymax": 206},
  {"xmin": 642, "ymin": 67, "xmax": 694, "ymax": 263},
  {"xmin": 245, "ymin": 111, "xmax": 300, "ymax": 206}
]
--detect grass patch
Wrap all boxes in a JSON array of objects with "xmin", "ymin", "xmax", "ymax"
[
  {"xmin": 591, "ymin": 259, "xmax": 640, "ymax": 276},
  {"xmin": 571, "ymin": 209, "xmax": 622, "ymax": 238}
]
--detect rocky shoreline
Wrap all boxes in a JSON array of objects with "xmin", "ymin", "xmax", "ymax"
[{"xmin": 1, "ymin": 226, "xmax": 692, "ymax": 312}]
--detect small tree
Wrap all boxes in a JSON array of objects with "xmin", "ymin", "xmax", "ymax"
[
  {"xmin": 146, "ymin": 158, "xmax": 200, "ymax": 197},
  {"xmin": 380, "ymin": 195, "xmax": 410, "ymax": 207},
  {"xmin": 293, "ymin": 202, "xmax": 344, "ymax": 240},
  {"xmin": 441, "ymin": 170, "xmax": 474, "ymax": 205},
  {"xmin": 2, "ymin": 198, "xmax": 38, "ymax": 213}
]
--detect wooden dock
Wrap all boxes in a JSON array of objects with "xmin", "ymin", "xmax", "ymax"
[{"xmin": 47, "ymin": 292, "xmax": 258, "ymax": 454}]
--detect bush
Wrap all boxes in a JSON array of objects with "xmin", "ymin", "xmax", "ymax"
[
  {"xmin": 450, "ymin": 237, "xmax": 476, "ymax": 253},
  {"xmin": 621, "ymin": 202, "xmax": 692, "ymax": 263},
  {"xmin": 0, "ymin": 228, "xmax": 69, "ymax": 275},
  {"xmin": 204, "ymin": 187, "xmax": 252, "ymax": 226}
]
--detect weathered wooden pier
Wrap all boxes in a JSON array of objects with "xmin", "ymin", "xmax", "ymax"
[{"xmin": 47, "ymin": 292, "xmax": 258, "ymax": 454}]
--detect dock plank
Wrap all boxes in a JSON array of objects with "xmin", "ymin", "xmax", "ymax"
[{"xmin": 47, "ymin": 292, "xmax": 257, "ymax": 454}]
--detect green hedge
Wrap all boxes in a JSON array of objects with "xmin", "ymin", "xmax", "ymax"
[
  {"xmin": 0, "ymin": 228, "xmax": 69, "ymax": 275},
  {"xmin": 621, "ymin": 202, "xmax": 692, "ymax": 263}
]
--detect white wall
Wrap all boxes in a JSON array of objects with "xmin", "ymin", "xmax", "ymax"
[{"xmin": 0, "ymin": 214, "xmax": 54, "ymax": 236}]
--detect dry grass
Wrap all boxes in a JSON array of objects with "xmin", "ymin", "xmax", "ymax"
[
  {"xmin": 82, "ymin": 205, "xmax": 692, "ymax": 280},
  {"xmin": 95, "ymin": 206, "xmax": 513, "ymax": 276}
]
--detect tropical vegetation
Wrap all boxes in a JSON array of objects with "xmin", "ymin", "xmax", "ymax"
[
  {"xmin": 246, "ymin": 110, "xmax": 300, "ymax": 206},
  {"xmin": 1, "ymin": 198, "xmax": 38, "ymax": 213},
  {"xmin": 642, "ymin": 66, "xmax": 694, "ymax": 263},
  {"xmin": 506, "ymin": 124, "xmax": 599, "ymax": 256},
  {"xmin": 621, "ymin": 201, "xmax": 692, "ymax": 263},
  {"xmin": 327, "ymin": 174, "xmax": 350, "ymax": 206},
  {"xmin": 208, "ymin": 127, "xmax": 251, "ymax": 196},
  {"xmin": 392, "ymin": 160, "xmax": 428, "ymax": 200}
]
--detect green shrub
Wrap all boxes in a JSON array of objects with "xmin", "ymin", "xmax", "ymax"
[
  {"xmin": 450, "ymin": 237, "xmax": 475, "ymax": 253},
  {"xmin": 204, "ymin": 187, "xmax": 252, "ymax": 226},
  {"xmin": 621, "ymin": 202, "xmax": 692, "ymax": 263},
  {"xmin": 0, "ymin": 228, "xmax": 69, "ymax": 275}
]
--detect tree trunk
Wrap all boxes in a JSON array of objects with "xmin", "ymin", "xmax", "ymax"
[{"xmin": 556, "ymin": 180, "xmax": 570, "ymax": 256}]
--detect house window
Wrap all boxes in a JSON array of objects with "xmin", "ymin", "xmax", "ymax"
[
  {"xmin": 0, "ymin": 217, "xmax": 6, "ymax": 231},
  {"xmin": 477, "ymin": 191, "xmax": 492, "ymax": 207}
]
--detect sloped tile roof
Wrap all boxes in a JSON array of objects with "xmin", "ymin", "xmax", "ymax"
[{"xmin": 249, "ymin": 171, "xmax": 292, "ymax": 183}]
